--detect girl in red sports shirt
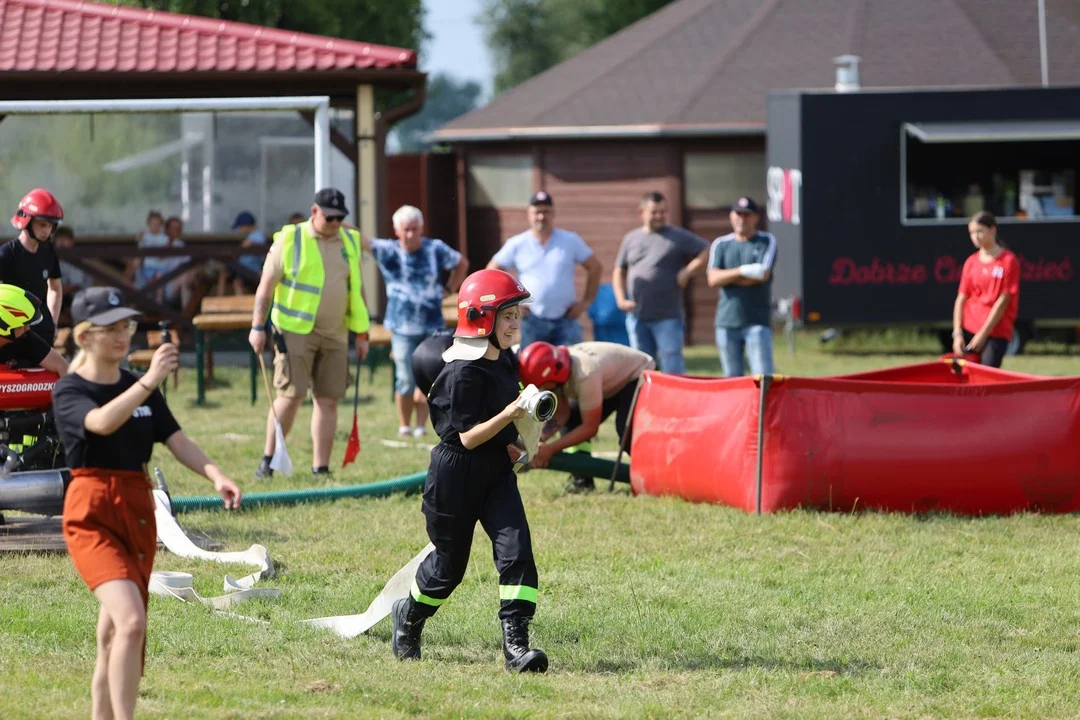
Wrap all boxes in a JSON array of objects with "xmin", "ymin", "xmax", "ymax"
[{"xmin": 951, "ymin": 211, "xmax": 1020, "ymax": 368}]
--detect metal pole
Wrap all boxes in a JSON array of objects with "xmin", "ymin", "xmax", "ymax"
[
  {"xmin": 180, "ymin": 156, "xmax": 190, "ymax": 224},
  {"xmin": 754, "ymin": 374, "xmax": 772, "ymax": 516},
  {"xmin": 609, "ymin": 375, "xmax": 645, "ymax": 492},
  {"xmin": 0, "ymin": 96, "xmax": 332, "ymax": 115},
  {"xmin": 259, "ymin": 142, "xmax": 268, "ymax": 236},
  {"xmin": 314, "ymin": 102, "xmax": 331, "ymax": 192},
  {"xmin": 1038, "ymin": 0, "xmax": 1049, "ymax": 87}
]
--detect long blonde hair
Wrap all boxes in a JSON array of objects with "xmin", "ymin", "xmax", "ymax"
[{"xmin": 68, "ymin": 321, "xmax": 93, "ymax": 374}]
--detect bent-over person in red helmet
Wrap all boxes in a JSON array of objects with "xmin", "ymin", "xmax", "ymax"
[
  {"xmin": 4, "ymin": 188, "xmax": 65, "ymax": 345},
  {"xmin": 391, "ymin": 268, "xmax": 549, "ymax": 673},
  {"xmin": 518, "ymin": 340, "xmax": 655, "ymax": 492}
]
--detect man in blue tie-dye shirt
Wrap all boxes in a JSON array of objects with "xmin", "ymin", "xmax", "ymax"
[{"xmin": 368, "ymin": 205, "xmax": 469, "ymax": 438}]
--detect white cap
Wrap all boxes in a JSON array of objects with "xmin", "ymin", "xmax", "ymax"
[{"xmin": 441, "ymin": 337, "xmax": 490, "ymax": 362}]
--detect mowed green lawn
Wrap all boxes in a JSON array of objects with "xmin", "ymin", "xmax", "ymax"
[{"xmin": 3, "ymin": 332, "xmax": 1080, "ymax": 719}]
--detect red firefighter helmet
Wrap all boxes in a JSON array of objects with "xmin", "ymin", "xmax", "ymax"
[
  {"xmin": 11, "ymin": 188, "xmax": 64, "ymax": 232},
  {"xmin": 453, "ymin": 269, "xmax": 530, "ymax": 338},
  {"xmin": 518, "ymin": 341, "xmax": 571, "ymax": 387}
]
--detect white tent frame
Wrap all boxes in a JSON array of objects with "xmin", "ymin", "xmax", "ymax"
[{"xmin": 0, "ymin": 96, "xmax": 331, "ymax": 230}]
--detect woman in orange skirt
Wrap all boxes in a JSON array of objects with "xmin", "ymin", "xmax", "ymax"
[{"xmin": 52, "ymin": 287, "xmax": 241, "ymax": 720}]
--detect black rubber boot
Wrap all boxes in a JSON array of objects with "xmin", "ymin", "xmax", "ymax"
[
  {"xmin": 254, "ymin": 456, "xmax": 273, "ymax": 480},
  {"xmin": 502, "ymin": 617, "xmax": 549, "ymax": 673},
  {"xmin": 567, "ymin": 474, "xmax": 595, "ymax": 493},
  {"xmin": 391, "ymin": 597, "xmax": 427, "ymax": 660}
]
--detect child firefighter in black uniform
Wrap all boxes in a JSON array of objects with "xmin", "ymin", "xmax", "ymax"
[{"xmin": 391, "ymin": 268, "xmax": 548, "ymax": 673}]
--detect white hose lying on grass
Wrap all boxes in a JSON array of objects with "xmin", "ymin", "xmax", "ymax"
[
  {"xmin": 150, "ymin": 489, "xmax": 282, "ymax": 612},
  {"xmin": 303, "ymin": 543, "xmax": 435, "ymax": 637},
  {"xmin": 149, "ymin": 488, "xmax": 433, "ymax": 636}
]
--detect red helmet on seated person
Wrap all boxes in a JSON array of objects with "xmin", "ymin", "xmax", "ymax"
[
  {"xmin": 11, "ymin": 189, "xmax": 64, "ymax": 239},
  {"xmin": 518, "ymin": 341, "xmax": 571, "ymax": 387}
]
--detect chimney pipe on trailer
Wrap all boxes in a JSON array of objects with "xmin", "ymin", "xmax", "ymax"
[{"xmin": 834, "ymin": 55, "xmax": 861, "ymax": 92}]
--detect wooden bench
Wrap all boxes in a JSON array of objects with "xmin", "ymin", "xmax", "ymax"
[
  {"xmin": 191, "ymin": 295, "xmax": 258, "ymax": 406},
  {"xmin": 127, "ymin": 328, "xmax": 181, "ymax": 392},
  {"xmin": 191, "ymin": 294, "xmax": 396, "ymax": 404}
]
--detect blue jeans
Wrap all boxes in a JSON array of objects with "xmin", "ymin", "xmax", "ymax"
[
  {"xmin": 521, "ymin": 313, "xmax": 583, "ymax": 350},
  {"xmin": 716, "ymin": 325, "xmax": 775, "ymax": 377},
  {"xmin": 391, "ymin": 332, "xmax": 429, "ymax": 395},
  {"xmin": 625, "ymin": 315, "xmax": 686, "ymax": 375}
]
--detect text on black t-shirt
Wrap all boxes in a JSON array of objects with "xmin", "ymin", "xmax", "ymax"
[{"xmin": 52, "ymin": 370, "xmax": 182, "ymax": 470}]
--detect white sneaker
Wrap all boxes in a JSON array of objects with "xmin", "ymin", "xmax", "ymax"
[
  {"xmin": 412, "ymin": 426, "xmax": 427, "ymax": 439},
  {"xmin": 398, "ymin": 426, "xmax": 411, "ymax": 438}
]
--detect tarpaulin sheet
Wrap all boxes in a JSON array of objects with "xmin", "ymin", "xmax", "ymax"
[{"xmin": 629, "ymin": 362, "xmax": 1080, "ymax": 515}]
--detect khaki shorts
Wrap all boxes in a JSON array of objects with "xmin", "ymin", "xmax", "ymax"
[{"xmin": 273, "ymin": 330, "xmax": 349, "ymax": 400}]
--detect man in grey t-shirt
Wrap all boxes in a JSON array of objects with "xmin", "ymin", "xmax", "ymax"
[
  {"xmin": 706, "ymin": 196, "xmax": 777, "ymax": 377},
  {"xmin": 613, "ymin": 191, "xmax": 708, "ymax": 375}
]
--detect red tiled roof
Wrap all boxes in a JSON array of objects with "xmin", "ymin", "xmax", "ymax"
[{"xmin": 0, "ymin": 0, "xmax": 417, "ymax": 73}]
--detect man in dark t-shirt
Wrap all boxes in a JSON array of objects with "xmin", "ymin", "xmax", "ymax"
[
  {"xmin": 4, "ymin": 188, "xmax": 65, "ymax": 344},
  {"xmin": 612, "ymin": 191, "xmax": 708, "ymax": 375},
  {"xmin": 706, "ymin": 196, "xmax": 777, "ymax": 377}
]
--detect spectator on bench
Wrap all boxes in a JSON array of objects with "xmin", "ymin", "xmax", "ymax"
[{"xmin": 218, "ymin": 211, "xmax": 267, "ymax": 296}]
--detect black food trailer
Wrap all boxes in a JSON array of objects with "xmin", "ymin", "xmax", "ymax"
[{"xmin": 766, "ymin": 85, "xmax": 1079, "ymax": 352}]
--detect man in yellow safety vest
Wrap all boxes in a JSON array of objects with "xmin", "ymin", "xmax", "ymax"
[{"xmin": 249, "ymin": 188, "xmax": 371, "ymax": 478}]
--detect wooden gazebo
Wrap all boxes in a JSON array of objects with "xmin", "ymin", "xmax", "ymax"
[{"xmin": 0, "ymin": 0, "xmax": 425, "ymax": 326}]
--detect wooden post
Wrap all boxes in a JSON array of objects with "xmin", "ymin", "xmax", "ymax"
[{"xmin": 355, "ymin": 83, "xmax": 382, "ymax": 319}]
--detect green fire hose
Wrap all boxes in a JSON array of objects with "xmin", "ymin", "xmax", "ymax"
[{"xmin": 169, "ymin": 453, "xmax": 630, "ymax": 513}]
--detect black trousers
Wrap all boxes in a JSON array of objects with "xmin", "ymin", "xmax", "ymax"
[
  {"xmin": 961, "ymin": 329, "xmax": 1008, "ymax": 369},
  {"xmin": 412, "ymin": 443, "xmax": 538, "ymax": 620},
  {"xmin": 563, "ymin": 379, "xmax": 639, "ymax": 452}
]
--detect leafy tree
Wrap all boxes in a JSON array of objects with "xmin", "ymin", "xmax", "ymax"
[
  {"xmin": 481, "ymin": 0, "xmax": 678, "ymax": 94},
  {"xmin": 122, "ymin": 0, "xmax": 427, "ymax": 52},
  {"xmin": 391, "ymin": 73, "xmax": 484, "ymax": 153}
]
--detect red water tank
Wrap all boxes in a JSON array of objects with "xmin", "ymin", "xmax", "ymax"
[{"xmin": 0, "ymin": 368, "xmax": 60, "ymax": 410}]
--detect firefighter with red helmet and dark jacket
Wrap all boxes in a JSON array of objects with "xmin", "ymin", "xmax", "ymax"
[
  {"xmin": 391, "ymin": 268, "xmax": 549, "ymax": 673},
  {"xmin": 518, "ymin": 341, "xmax": 655, "ymax": 491},
  {"xmin": 4, "ymin": 189, "xmax": 66, "ymax": 345}
]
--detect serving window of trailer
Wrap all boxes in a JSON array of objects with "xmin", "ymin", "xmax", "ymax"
[{"xmin": 901, "ymin": 120, "xmax": 1080, "ymax": 225}]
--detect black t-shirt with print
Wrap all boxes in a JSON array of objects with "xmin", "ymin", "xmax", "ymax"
[
  {"xmin": 428, "ymin": 349, "xmax": 519, "ymax": 462},
  {"xmin": 0, "ymin": 331, "xmax": 51, "ymax": 368},
  {"xmin": 0, "ymin": 238, "xmax": 62, "ymax": 341},
  {"xmin": 52, "ymin": 370, "xmax": 181, "ymax": 470}
]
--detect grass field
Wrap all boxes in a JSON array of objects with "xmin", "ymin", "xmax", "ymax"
[{"xmin": 2, "ymin": 332, "xmax": 1079, "ymax": 719}]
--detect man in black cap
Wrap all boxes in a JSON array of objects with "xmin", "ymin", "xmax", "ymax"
[
  {"xmin": 248, "ymin": 188, "xmax": 371, "ymax": 479},
  {"xmin": 706, "ymin": 196, "xmax": 777, "ymax": 377},
  {"xmin": 488, "ymin": 191, "xmax": 601, "ymax": 350}
]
